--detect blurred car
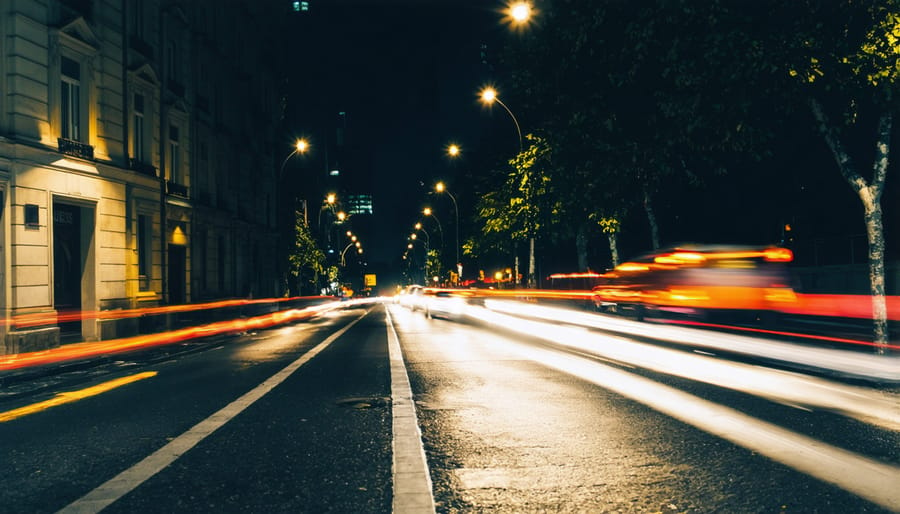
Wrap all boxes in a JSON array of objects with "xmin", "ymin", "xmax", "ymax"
[
  {"xmin": 591, "ymin": 244, "xmax": 797, "ymax": 323},
  {"xmin": 425, "ymin": 290, "xmax": 468, "ymax": 320},
  {"xmin": 398, "ymin": 284, "xmax": 426, "ymax": 311}
]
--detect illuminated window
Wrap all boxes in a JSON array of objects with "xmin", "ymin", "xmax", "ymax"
[
  {"xmin": 292, "ymin": 1, "xmax": 309, "ymax": 11},
  {"xmin": 60, "ymin": 56, "xmax": 81, "ymax": 140},
  {"xmin": 133, "ymin": 93, "xmax": 145, "ymax": 162}
]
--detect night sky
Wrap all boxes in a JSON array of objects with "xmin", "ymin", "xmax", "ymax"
[
  {"xmin": 282, "ymin": 1, "xmax": 505, "ymax": 274},
  {"xmin": 279, "ymin": 0, "xmax": 899, "ymax": 286}
]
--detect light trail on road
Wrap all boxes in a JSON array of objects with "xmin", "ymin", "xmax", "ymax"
[{"xmin": 0, "ymin": 371, "xmax": 157, "ymax": 423}]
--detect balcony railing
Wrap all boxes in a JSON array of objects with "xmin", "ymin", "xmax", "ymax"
[
  {"xmin": 58, "ymin": 138, "xmax": 94, "ymax": 160},
  {"xmin": 166, "ymin": 180, "xmax": 189, "ymax": 199},
  {"xmin": 130, "ymin": 159, "xmax": 157, "ymax": 177}
]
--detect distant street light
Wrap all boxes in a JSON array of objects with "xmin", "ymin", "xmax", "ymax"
[
  {"xmin": 447, "ymin": 143, "xmax": 461, "ymax": 157},
  {"xmin": 479, "ymin": 87, "xmax": 523, "ymax": 153},
  {"xmin": 423, "ymin": 207, "xmax": 444, "ymax": 250},
  {"xmin": 435, "ymin": 181, "xmax": 460, "ymax": 270}
]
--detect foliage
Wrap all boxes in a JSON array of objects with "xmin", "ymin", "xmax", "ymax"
[
  {"xmin": 472, "ymin": 134, "xmax": 559, "ymax": 253},
  {"xmin": 288, "ymin": 210, "xmax": 325, "ymax": 293}
]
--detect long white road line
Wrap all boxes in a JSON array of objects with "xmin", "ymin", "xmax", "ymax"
[
  {"xmin": 58, "ymin": 312, "xmax": 368, "ymax": 514},
  {"xmin": 386, "ymin": 306, "xmax": 437, "ymax": 514},
  {"xmin": 476, "ymin": 327, "xmax": 900, "ymax": 512}
]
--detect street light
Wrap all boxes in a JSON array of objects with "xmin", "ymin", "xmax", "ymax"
[
  {"xmin": 435, "ymin": 181, "xmax": 459, "ymax": 271},
  {"xmin": 341, "ymin": 240, "xmax": 361, "ymax": 266},
  {"xmin": 279, "ymin": 138, "xmax": 310, "ymax": 177},
  {"xmin": 508, "ymin": 1, "xmax": 534, "ymax": 24},
  {"xmin": 423, "ymin": 207, "xmax": 444, "ymax": 250},
  {"xmin": 446, "ymin": 143, "xmax": 461, "ymax": 157},
  {"xmin": 479, "ymin": 87, "xmax": 523, "ymax": 153}
]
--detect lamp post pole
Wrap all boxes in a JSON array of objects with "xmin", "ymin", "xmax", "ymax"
[{"xmin": 436, "ymin": 182, "xmax": 459, "ymax": 280}]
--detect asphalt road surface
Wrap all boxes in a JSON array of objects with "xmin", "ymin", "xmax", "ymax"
[{"xmin": 1, "ymin": 301, "xmax": 897, "ymax": 513}]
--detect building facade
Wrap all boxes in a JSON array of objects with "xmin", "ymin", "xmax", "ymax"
[{"xmin": 0, "ymin": 1, "xmax": 284, "ymax": 354}]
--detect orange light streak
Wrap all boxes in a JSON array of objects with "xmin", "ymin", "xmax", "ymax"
[
  {"xmin": 5, "ymin": 296, "xmax": 333, "ymax": 329},
  {"xmin": 0, "ymin": 301, "xmax": 346, "ymax": 372}
]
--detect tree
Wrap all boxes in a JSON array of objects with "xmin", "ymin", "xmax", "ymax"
[
  {"xmin": 502, "ymin": 0, "xmax": 777, "ymax": 267},
  {"xmin": 287, "ymin": 210, "xmax": 325, "ymax": 296},
  {"xmin": 473, "ymin": 134, "xmax": 558, "ymax": 287},
  {"xmin": 774, "ymin": 0, "xmax": 898, "ymax": 351}
]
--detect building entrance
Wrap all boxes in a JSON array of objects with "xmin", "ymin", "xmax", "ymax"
[
  {"xmin": 168, "ymin": 244, "xmax": 186, "ymax": 304},
  {"xmin": 53, "ymin": 202, "xmax": 84, "ymax": 342}
]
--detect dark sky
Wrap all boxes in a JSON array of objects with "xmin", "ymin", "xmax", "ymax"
[{"xmin": 283, "ymin": 0, "xmax": 510, "ymax": 274}]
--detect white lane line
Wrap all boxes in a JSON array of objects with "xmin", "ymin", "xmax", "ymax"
[
  {"xmin": 488, "ymin": 337, "xmax": 900, "ymax": 512},
  {"xmin": 385, "ymin": 305, "xmax": 436, "ymax": 514},
  {"xmin": 58, "ymin": 311, "xmax": 369, "ymax": 514}
]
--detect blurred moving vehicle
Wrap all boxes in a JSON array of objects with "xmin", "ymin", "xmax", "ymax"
[
  {"xmin": 397, "ymin": 284, "xmax": 426, "ymax": 311},
  {"xmin": 591, "ymin": 244, "xmax": 797, "ymax": 323},
  {"xmin": 425, "ymin": 290, "xmax": 468, "ymax": 320}
]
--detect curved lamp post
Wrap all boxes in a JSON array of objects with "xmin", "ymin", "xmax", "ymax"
[
  {"xmin": 422, "ymin": 207, "xmax": 444, "ymax": 251},
  {"xmin": 435, "ymin": 181, "xmax": 459, "ymax": 271},
  {"xmin": 479, "ymin": 88, "xmax": 523, "ymax": 153},
  {"xmin": 279, "ymin": 138, "xmax": 309, "ymax": 177},
  {"xmin": 341, "ymin": 241, "xmax": 361, "ymax": 267}
]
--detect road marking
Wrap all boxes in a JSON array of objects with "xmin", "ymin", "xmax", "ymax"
[
  {"xmin": 58, "ymin": 311, "xmax": 368, "ymax": 514},
  {"xmin": 385, "ymin": 305, "xmax": 436, "ymax": 514},
  {"xmin": 0, "ymin": 372, "xmax": 158, "ymax": 423},
  {"xmin": 485, "ymin": 336, "xmax": 900, "ymax": 512}
]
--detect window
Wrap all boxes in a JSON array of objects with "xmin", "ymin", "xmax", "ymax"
[
  {"xmin": 169, "ymin": 125, "xmax": 180, "ymax": 182},
  {"xmin": 25, "ymin": 204, "xmax": 39, "ymax": 229},
  {"xmin": 130, "ymin": 0, "xmax": 144, "ymax": 40},
  {"xmin": 133, "ymin": 93, "xmax": 145, "ymax": 161},
  {"xmin": 137, "ymin": 214, "xmax": 151, "ymax": 290},
  {"xmin": 167, "ymin": 40, "xmax": 178, "ymax": 81},
  {"xmin": 60, "ymin": 56, "xmax": 81, "ymax": 140}
]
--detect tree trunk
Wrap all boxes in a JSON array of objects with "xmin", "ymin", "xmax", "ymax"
[
  {"xmin": 513, "ymin": 242, "xmax": 519, "ymax": 289},
  {"xmin": 528, "ymin": 237, "xmax": 536, "ymax": 288},
  {"xmin": 809, "ymin": 99, "xmax": 890, "ymax": 352},
  {"xmin": 576, "ymin": 225, "xmax": 589, "ymax": 271},
  {"xmin": 862, "ymin": 198, "xmax": 888, "ymax": 352},
  {"xmin": 643, "ymin": 186, "xmax": 660, "ymax": 250},
  {"xmin": 607, "ymin": 232, "xmax": 620, "ymax": 268}
]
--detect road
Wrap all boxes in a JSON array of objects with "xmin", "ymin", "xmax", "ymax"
[{"xmin": 0, "ymin": 301, "xmax": 898, "ymax": 513}]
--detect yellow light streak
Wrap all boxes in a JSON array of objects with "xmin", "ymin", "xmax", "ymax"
[{"xmin": 0, "ymin": 371, "xmax": 157, "ymax": 423}]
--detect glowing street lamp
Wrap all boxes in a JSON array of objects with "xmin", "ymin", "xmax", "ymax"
[
  {"xmin": 479, "ymin": 87, "xmax": 523, "ymax": 153},
  {"xmin": 508, "ymin": 1, "xmax": 533, "ymax": 23},
  {"xmin": 447, "ymin": 143, "xmax": 461, "ymax": 157},
  {"xmin": 279, "ymin": 138, "xmax": 310, "ymax": 177}
]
